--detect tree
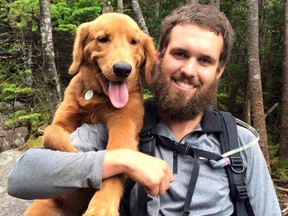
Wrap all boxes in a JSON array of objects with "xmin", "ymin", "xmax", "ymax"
[
  {"xmin": 117, "ymin": 0, "xmax": 123, "ymax": 13},
  {"xmin": 246, "ymin": 0, "xmax": 269, "ymax": 163},
  {"xmin": 279, "ymin": 0, "xmax": 288, "ymax": 159},
  {"xmin": 39, "ymin": 0, "xmax": 61, "ymax": 113},
  {"xmin": 131, "ymin": 0, "xmax": 149, "ymax": 35},
  {"xmin": 209, "ymin": 0, "xmax": 220, "ymax": 9},
  {"xmin": 102, "ymin": 0, "xmax": 113, "ymax": 13},
  {"xmin": 186, "ymin": 0, "xmax": 198, "ymax": 3},
  {"xmin": 155, "ymin": 0, "xmax": 160, "ymax": 18}
]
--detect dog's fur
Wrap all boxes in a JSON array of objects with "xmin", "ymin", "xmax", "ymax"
[{"xmin": 24, "ymin": 13, "xmax": 155, "ymax": 216}]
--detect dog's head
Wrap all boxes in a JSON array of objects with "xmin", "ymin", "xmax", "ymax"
[{"xmin": 69, "ymin": 13, "xmax": 156, "ymax": 108}]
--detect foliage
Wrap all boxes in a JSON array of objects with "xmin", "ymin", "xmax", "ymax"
[
  {"xmin": 51, "ymin": 0, "xmax": 104, "ymax": 33},
  {"xmin": 0, "ymin": 0, "xmax": 106, "ymax": 134},
  {"xmin": 0, "ymin": 0, "xmax": 288, "ymax": 166},
  {"xmin": 269, "ymin": 141, "xmax": 288, "ymax": 179},
  {"xmin": 0, "ymin": 69, "xmax": 50, "ymax": 132},
  {"xmin": 23, "ymin": 136, "xmax": 43, "ymax": 149},
  {"xmin": 2, "ymin": 0, "xmax": 39, "ymax": 31}
]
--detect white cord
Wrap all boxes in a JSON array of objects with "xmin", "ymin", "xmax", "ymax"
[
  {"xmin": 221, "ymin": 118, "xmax": 259, "ymax": 158},
  {"xmin": 210, "ymin": 118, "xmax": 260, "ymax": 168}
]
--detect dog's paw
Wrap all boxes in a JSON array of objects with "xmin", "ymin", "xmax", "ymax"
[
  {"xmin": 83, "ymin": 196, "xmax": 119, "ymax": 216},
  {"xmin": 82, "ymin": 204, "xmax": 119, "ymax": 216}
]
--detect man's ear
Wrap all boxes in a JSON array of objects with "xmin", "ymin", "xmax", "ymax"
[
  {"xmin": 216, "ymin": 66, "xmax": 225, "ymax": 79},
  {"xmin": 156, "ymin": 49, "xmax": 161, "ymax": 64}
]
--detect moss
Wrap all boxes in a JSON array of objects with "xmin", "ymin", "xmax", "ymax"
[
  {"xmin": 24, "ymin": 136, "xmax": 43, "ymax": 149},
  {"xmin": 269, "ymin": 141, "xmax": 288, "ymax": 180}
]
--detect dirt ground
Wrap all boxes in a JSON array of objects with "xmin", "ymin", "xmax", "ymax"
[{"xmin": 275, "ymin": 179, "xmax": 288, "ymax": 215}]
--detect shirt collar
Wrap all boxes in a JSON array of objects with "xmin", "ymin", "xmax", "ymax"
[{"xmin": 155, "ymin": 108, "xmax": 222, "ymax": 139}]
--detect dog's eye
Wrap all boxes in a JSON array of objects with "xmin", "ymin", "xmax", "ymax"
[
  {"xmin": 98, "ymin": 36, "xmax": 109, "ymax": 43},
  {"xmin": 131, "ymin": 39, "xmax": 138, "ymax": 45}
]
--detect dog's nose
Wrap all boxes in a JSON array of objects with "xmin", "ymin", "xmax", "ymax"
[{"xmin": 113, "ymin": 62, "xmax": 132, "ymax": 78}]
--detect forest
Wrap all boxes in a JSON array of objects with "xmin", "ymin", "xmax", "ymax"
[{"xmin": 0, "ymin": 0, "xmax": 288, "ymax": 213}]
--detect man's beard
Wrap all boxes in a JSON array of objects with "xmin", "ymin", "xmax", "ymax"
[{"xmin": 150, "ymin": 61, "xmax": 219, "ymax": 121}]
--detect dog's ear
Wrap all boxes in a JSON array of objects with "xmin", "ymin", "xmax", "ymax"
[
  {"xmin": 68, "ymin": 23, "xmax": 89, "ymax": 75},
  {"xmin": 142, "ymin": 35, "xmax": 156, "ymax": 86}
]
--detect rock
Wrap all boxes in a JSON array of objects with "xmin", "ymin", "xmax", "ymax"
[
  {"xmin": 0, "ymin": 127, "xmax": 29, "ymax": 152},
  {"xmin": 0, "ymin": 149, "xmax": 31, "ymax": 216}
]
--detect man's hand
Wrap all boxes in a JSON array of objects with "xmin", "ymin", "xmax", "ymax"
[{"xmin": 103, "ymin": 149, "xmax": 174, "ymax": 196}]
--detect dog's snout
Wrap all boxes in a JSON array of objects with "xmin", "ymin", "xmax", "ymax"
[{"xmin": 113, "ymin": 62, "xmax": 132, "ymax": 78}]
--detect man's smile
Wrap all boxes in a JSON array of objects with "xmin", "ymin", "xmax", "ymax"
[{"xmin": 175, "ymin": 80, "xmax": 195, "ymax": 89}]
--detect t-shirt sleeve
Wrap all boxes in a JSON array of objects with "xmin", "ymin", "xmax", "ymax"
[
  {"xmin": 237, "ymin": 126, "xmax": 281, "ymax": 215},
  {"xmin": 7, "ymin": 148, "xmax": 106, "ymax": 200},
  {"xmin": 70, "ymin": 123, "xmax": 108, "ymax": 152},
  {"xmin": 7, "ymin": 123, "xmax": 108, "ymax": 200}
]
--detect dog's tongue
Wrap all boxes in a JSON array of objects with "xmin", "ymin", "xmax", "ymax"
[{"xmin": 108, "ymin": 81, "xmax": 129, "ymax": 108}]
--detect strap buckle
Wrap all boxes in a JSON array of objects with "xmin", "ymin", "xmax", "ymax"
[
  {"xmin": 230, "ymin": 157, "xmax": 245, "ymax": 174},
  {"xmin": 172, "ymin": 142, "xmax": 189, "ymax": 155},
  {"xmin": 139, "ymin": 130, "xmax": 155, "ymax": 156},
  {"xmin": 235, "ymin": 184, "xmax": 248, "ymax": 201},
  {"xmin": 139, "ymin": 129, "xmax": 154, "ymax": 143}
]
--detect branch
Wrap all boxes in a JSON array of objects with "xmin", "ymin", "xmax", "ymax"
[
  {"xmin": 276, "ymin": 186, "xmax": 288, "ymax": 193},
  {"xmin": 265, "ymin": 103, "xmax": 279, "ymax": 118}
]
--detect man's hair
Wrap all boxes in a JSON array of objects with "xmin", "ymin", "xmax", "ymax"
[{"xmin": 158, "ymin": 3, "xmax": 235, "ymax": 68}]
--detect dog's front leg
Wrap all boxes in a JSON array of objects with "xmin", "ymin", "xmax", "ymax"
[
  {"xmin": 43, "ymin": 124, "xmax": 78, "ymax": 152},
  {"xmin": 83, "ymin": 135, "xmax": 138, "ymax": 216},
  {"xmin": 84, "ymin": 103, "xmax": 144, "ymax": 216},
  {"xmin": 83, "ymin": 174, "xmax": 126, "ymax": 216}
]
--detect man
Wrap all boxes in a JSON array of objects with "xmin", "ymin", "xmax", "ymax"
[{"xmin": 8, "ymin": 3, "xmax": 281, "ymax": 215}]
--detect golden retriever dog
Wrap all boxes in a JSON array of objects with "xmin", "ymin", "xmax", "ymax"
[{"xmin": 24, "ymin": 13, "xmax": 155, "ymax": 216}]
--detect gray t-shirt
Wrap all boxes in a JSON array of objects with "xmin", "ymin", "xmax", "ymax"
[{"xmin": 7, "ymin": 113, "xmax": 281, "ymax": 215}]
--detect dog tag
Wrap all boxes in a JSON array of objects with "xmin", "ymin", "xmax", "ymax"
[{"xmin": 84, "ymin": 89, "xmax": 94, "ymax": 100}]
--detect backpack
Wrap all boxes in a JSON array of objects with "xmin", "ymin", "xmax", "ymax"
[{"xmin": 120, "ymin": 98, "xmax": 255, "ymax": 216}]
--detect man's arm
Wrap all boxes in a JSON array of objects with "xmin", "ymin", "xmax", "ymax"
[
  {"xmin": 8, "ymin": 123, "xmax": 173, "ymax": 200},
  {"xmin": 7, "ymin": 123, "xmax": 108, "ymax": 199},
  {"xmin": 238, "ymin": 127, "xmax": 281, "ymax": 215},
  {"xmin": 7, "ymin": 148, "xmax": 105, "ymax": 199}
]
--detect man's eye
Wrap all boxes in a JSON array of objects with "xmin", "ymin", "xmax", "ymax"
[
  {"xmin": 199, "ymin": 58, "xmax": 211, "ymax": 64},
  {"xmin": 173, "ymin": 52, "xmax": 187, "ymax": 58}
]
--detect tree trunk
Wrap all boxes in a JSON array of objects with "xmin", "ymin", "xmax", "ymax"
[
  {"xmin": 247, "ymin": 0, "xmax": 270, "ymax": 163},
  {"xmin": 102, "ymin": 0, "xmax": 113, "ymax": 13},
  {"xmin": 186, "ymin": 0, "xmax": 198, "ymax": 3},
  {"xmin": 39, "ymin": 0, "xmax": 61, "ymax": 113},
  {"xmin": 279, "ymin": 0, "xmax": 288, "ymax": 159},
  {"xmin": 117, "ymin": 0, "xmax": 123, "ymax": 13},
  {"xmin": 131, "ymin": 0, "xmax": 149, "ymax": 35},
  {"xmin": 208, "ymin": 0, "xmax": 220, "ymax": 9},
  {"xmin": 244, "ymin": 67, "xmax": 252, "ymax": 125},
  {"xmin": 22, "ymin": 27, "xmax": 33, "ymax": 86},
  {"xmin": 155, "ymin": 0, "xmax": 159, "ymax": 18}
]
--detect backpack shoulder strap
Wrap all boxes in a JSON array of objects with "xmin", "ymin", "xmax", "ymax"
[
  {"xmin": 138, "ymin": 98, "xmax": 158, "ymax": 156},
  {"xmin": 137, "ymin": 98, "xmax": 158, "ymax": 215},
  {"xmin": 217, "ymin": 111, "xmax": 255, "ymax": 216},
  {"xmin": 120, "ymin": 98, "xmax": 157, "ymax": 216}
]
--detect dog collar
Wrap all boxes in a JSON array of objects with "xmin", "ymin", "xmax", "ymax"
[{"xmin": 84, "ymin": 89, "xmax": 94, "ymax": 100}]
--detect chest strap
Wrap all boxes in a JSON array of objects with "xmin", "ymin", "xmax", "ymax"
[{"xmin": 156, "ymin": 135, "xmax": 224, "ymax": 216}]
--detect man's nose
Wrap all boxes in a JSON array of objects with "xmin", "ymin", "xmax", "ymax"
[{"xmin": 180, "ymin": 58, "xmax": 197, "ymax": 76}]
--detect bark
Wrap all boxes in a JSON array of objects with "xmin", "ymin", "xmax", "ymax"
[
  {"xmin": 22, "ymin": 28, "xmax": 33, "ymax": 86},
  {"xmin": 186, "ymin": 0, "xmax": 198, "ymax": 3},
  {"xmin": 131, "ymin": 0, "xmax": 149, "ymax": 35},
  {"xmin": 155, "ymin": 0, "xmax": 159, "ymax": 18},
  {"xmin": 279, "ymin": 0, "xmax": 288, "ymax": 159},
  {"xmin": 247, "ymin": 0, "xmax": 270, "ymax": 163},
  {"xmin": 208, "ymin": 0, "xmax": 220, "ymax": 9},
  {"xmin": 117, "ymin": 0, "xmax": 124, "ymax": 13},
  {"xmin": 39, "ymin": 0, "xmax": 61, "ymax": 112},
  {"xmin": 102, "ymin": 0, "xmax": 113, "ymax": 13}
]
